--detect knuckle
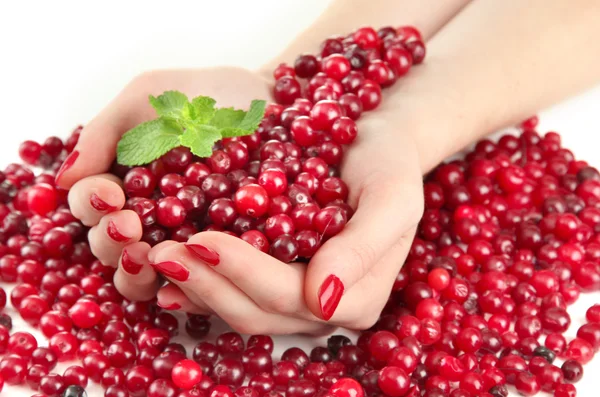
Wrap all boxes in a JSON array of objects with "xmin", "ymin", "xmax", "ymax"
[
  {"xmin": 263, "ymin": 293, "xmax": 297, "ymax": 315},
  {"xmin": 194, "ymin": 285, "xmax": 217, "ymax": 302},
  {"xmin": 347, "ymin": 243, "xmax": 378, "ymax": 277}
]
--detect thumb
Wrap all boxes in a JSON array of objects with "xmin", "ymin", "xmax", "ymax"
[
  {"xmin": 55, "ymin": 85, "xmax": 154, "ymax": 189},
  {"xmin": 305, "ymin": 179, "xmax": 423, "ymax": 321}
]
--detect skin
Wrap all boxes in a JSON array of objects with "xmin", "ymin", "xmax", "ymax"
[{"xmin": 57, "ymin": 0, "xmax": 600, "ymax": 335}]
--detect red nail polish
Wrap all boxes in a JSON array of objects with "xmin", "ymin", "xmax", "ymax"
[
  {"xmin": 158, "ymin": 301, "xmax": 182, "ymax": 311},
  {"xmin": 151, "ymin": 261, "xmax": 190, "ymax": 282},
  {"xmin": 184, "ymin": 244, "xmax": 220, "ymax": 266},
  {"xmin": 90, "ymin": 193, "xmax": 116, "ymax": 212},
  {"xmin": 121, "ymin": 249, "xmax": 143, "ymax": 275},
  {"xmin": 318, "ymin": 275, "xmax": 344, "ymax": 321},
  {"xmin": 107, "ymin": 220, "xmax": 130, "ymax": 242},
  {"xmin": 55, "ymin": 150, "xmax": 79, "ymax": 184}
]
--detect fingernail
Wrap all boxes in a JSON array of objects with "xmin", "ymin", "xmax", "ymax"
[
  {"xmin": 151, "ymin": 261, "xmax": 190, "ymax": 282},
  {"xmin": 55, "ymin": 150, "xmax": 79, "ymax": 184},
  {"xmin": 90, "ymin": 193, "xmax": 116, "ymax": 212},
  {"xmin": 107, "ymin": 220, "xmax": 131, "ymax": 242},
  {"xmin": 158, "ymin": 301, "xmax": 182, "ymax": 311},
  {"xmin": 184, "ymin": 244, "xmax": 220, "ymax": 266},
  {"xmin": 318, "ymin": 274, "xmax": 344, "ymax": 321},
  {"xmin": 121, "ymin": 248, "xmax": 143, "ymax": 275}
]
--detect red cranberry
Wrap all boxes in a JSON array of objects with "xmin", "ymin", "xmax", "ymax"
[
  {"xmin": 124, "ymin": 167, "xmax": 157, "ymax": 197},
  {"xmin": 377, "ymin": 366, "xmax": 409, "ymax": 397},
  {"xmin": 214, "ymin": 358, "xmax": 245, "ymax": 389}
]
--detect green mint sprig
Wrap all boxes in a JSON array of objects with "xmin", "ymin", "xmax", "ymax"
[{"xmin": 116, "ymin": 91, "xmax": 266, "ymax": 166}]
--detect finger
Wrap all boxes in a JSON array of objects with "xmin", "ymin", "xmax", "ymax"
[
  {"xmin": 151, "ymin": 242, "xmax": 330, "ymax": 335},
  {"xmin": 113, "ymin": 241, "xmax": 159, "ymax": 301},
  {"xmin": 305, "ymin": 178, "xmax": 424, "ymax": 321},
  {"xmin": 148, "ymin": 240, "xmax": 179, "ymax": 263},
  {"xmin": 184, "ymin": 232, "xmax": 319, "ymax": 321},
  {"xmin": 88, "ymin": 210, "xmax": 143, "ymax": 266},
  {"xmin": 330, "ymin": 229, "xmax": 416, "ymax": 329},
  {"xmin": 157, "ymin": 282, "xmax": 212, "ymax": 315},
  {"xmin": 150, "ymin": 240, "xmax": 214, "ymax": 314},
  {"xmin": 55, "ymin": 80, "xmax": 155, "ymax": 189},
  {"xmin": 68, "ymin": 174, "xmax": 125, "ymax": 227}
]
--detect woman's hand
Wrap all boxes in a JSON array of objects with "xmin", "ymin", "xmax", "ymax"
[
  {"xmin": 57, "ymin": 67, "xmax": 276, "ymax": 307},
  {"xmin": 146, "ymin": 110, "xmax": 425, "ymax": 334},
  {"xmin": 59, "ymin": 66, "xmax": 425, "ymax": 334}
]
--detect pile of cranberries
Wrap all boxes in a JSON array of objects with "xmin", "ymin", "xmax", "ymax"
[
  {"xmin": 0, "ymin": 24, "xmax": 597, "ymax": 397},
  {"xmin": 105, "ymin": 25, "xmax": 424, "ymax": 263}
]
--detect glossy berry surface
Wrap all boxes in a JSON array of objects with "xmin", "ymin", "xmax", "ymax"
[{"xmin": 172, "ymin": 359, "xmax": 203, "ymax": 390}]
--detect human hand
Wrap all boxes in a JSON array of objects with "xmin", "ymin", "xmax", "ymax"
[
  {"xmin": 144, "ymin": 103, "xmax": 425, "ymax": 333},
  {"xmin": 60, "ymin": 67, "xmax": 425, "ymax": 335},
  {"xmin": 57, "ymin": 67, "xmax": 273, "ymax": 309}
]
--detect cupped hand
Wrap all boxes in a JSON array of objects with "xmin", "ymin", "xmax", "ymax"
[
  {"xmin": 60, "ymin": 67, "xmax": 424, "ymax": 335},
  {"xmin": 152, "ymin": 108, "xmax": 425, "ymax": 333}
]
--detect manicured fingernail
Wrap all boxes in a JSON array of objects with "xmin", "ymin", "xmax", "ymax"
[
  {"xmin": 151, "ymin": 261, "xmax": 190, "ymax": 282},
  {"xmin": 55, "ymin": 150, "xmax": 79, "ymax": 184},
  {"xmin": 158, "ymin": 301, "xmax": 182, "ymax": 311},
  {"xmin": 90, "ymin": 193, "xmax": 116, "ymax": 212},
  {"xmin": 184, "ymin": 244, "xmax": 220, "ymax": 266},
  {"xmin": 107, "ymin": 220, "xmax": 131, "ymax": 242},
  {"xmin": 121, "ymin": 248, "xmax": 143, "ymax": 275},
  {"xmin": 318, "ymin": 274, "xmax": 344, "ymax": 321}
]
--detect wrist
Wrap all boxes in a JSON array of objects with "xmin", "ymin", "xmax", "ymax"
[{"xmin": 378, "ymin": 66, "xmax": 489, "ymax": 174}]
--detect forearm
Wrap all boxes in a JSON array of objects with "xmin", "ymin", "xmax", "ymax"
[
  {"xmin": 384, "ymin": 0, "xmax": 600, "ymax": 173},
  {"xmin": 260, "ymin": 0, "xmax": 471, "ymax": 74}
]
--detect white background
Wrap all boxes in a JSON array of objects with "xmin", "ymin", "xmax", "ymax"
[{"xmin": 1, "ymin": 1, "xmax": 599, "ymax": 396}]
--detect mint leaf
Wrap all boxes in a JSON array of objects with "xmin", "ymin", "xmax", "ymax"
[
  {"xmin": 149, "ymin": 91, "xmax": 191, "ymax": 119},
  {"xmin": 190, "ymin": 96, "xmax": 217, "ymax": 123},
  {"xmin": 117, "ymin": 119, "xmax": 183, "ymax": 166},
  {"xmin": 209, "ymin": 108, "xmax": 245, "ymax": 129},
  {"xmin": 116, "ymin": 91, "xmax": 267, "ymax": 165},
  {"xmin": 180, "ymin": 125, "xmax": 222, "ymax": 157},
  {"xmin": 238, "ymin": 100, "xmax": 266, "ymax": 132},
  {"xmin": 220, "ymin": 127, "xmax": 254, "ymax": 138}
]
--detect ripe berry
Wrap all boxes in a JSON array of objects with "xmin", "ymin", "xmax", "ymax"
[
  {"xmin": 274, "ymin": 76, "xmax": 302, "ymax": 105},
  {"xmin": 124, "ymin": 167, "xmax": 156, "ymax": 197},
  {"xmin": 313, "ymin": 207, "xmax": 347, "ymax": 237},
  {"xmin": 273, "ymin": 63, "xmax": 295, "ymax": 80},
  {"xmin": 357, "ymin": 81, "xmax": 382, "ymax": 111},
  {"xmin": 384, "ymin": 47, "xmax": 412, "ymax": 77},
  {"xmin": 353, "ymin": 27, "xmax": 379, "ymax": 49},
  {"xmin": 321, "ymin": 54, "xmax": 351, "ymax": 81},
  {"xmin": 156, "ymin": 197, "xmax": 187, "ymax": 227},
  {"xmin": 19, "ymin": 140, "xmax": 43, "ymax": 165},
  {"xmin": 290, "ymin": 116, "xmax": 318, "ymax": 147},
  {"xmin": 294, "ymin": 54, "xmax": 320, "ymax": 78},
  {"xmin": 172, "ymin": 359, "xmax": 203, "ymax": 390},
  {"xmin": 234, "ymin": 184, "xmax": 270, "ymax": 218},
  {"xmin": 68, "ymin": 299, "xmax": 103, "ymax": 328},
  {"xmin": 310, "ymin": 100, "xmax": 343, "ymax": 131},
  {"xmin": 330, "ymin": 117, "xmax": 358, "ymax": 145},
  {"xmin": 270, "ymin": 234, "xmax": 299, "ymax": 263},
  {"xmin": 330, "ymin": 378, "xmax": 364, "ymax": 397},
  {"xmin": 378, "ymin": 366, "xmax": 409, "ymax": 397},
  {"xmin": 27, "ymin": 183, "xmax": 58, "ymax": 215},
  {"xmin": 241, "ymin": 230, "xmax": 270, "ymax": 253}
]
